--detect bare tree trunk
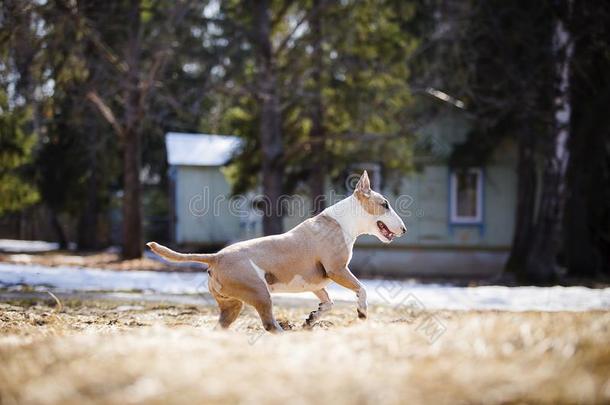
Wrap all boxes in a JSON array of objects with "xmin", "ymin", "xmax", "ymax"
[
  {"xmin": 505, "ymin": 132, "xmax": 537, "ymax": 278},
  {"xmin": 564, "ymin": 1, "xmax": 610, "ymax": 277},
  {"xmin": 255, "ymin": 0, "xmax": 284, "ymax": 235},
  {"xmin": 309, "ymin": 0, "xmax": 326, "ymax": 215},
  {"xmin": 122, "ymin": 127, "xmax": 143, "ymax": 258},
  {"xmin": 50, "ymin": 209, "xmax": 68, "ymax": 250},
  {"xmin": 78, "ymin": 126, "xmax": 99, "ymax": 251},
  {"xmin": 564, "ymin": 109, "xmax": 602, "ymax": 277},
  {"xmin": 524, "ymin": 6, "xmax": 573, "ymax": 283},
  {"xmin": 122, "ymin": 0, "xmax": 144, "ymax": 258},
  {"xmin": 77, "ymin": 165, "xmax": 99, "ymax": 250},
  {"xmin": 78, "ymin": 25, "xmax": 101, "ymax": 251}
]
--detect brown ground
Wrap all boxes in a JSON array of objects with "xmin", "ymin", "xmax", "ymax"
[{"xmin": 1, "ymin": 295, "xmax": 609, "ymax": 405}]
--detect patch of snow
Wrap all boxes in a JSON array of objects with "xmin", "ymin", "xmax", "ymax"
[
  {"xmin": 0, "ymin": 263, "xmax": 206, "ymax": 295},
  {"xmin": 0, "ymin": 239, "xmax": 59, "ymax": 253},
  {"xmin": 115, "ymin": 305, "xmax": 145, "ymax": 312},
  {"xmin": 0, "ymin": 263, "xmax": 609, "ymax": 312},
  {"xmin": 321, "ymin": 279, "xmax": 610, "ymax": 312}
]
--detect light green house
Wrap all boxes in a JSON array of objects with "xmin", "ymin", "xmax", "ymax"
[{"xmin": 165, "ymin": 109, "xmax": 517, "ymax": 278}]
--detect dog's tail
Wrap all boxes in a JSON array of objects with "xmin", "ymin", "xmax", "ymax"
[{"xmin": 147, "ymin": 242, "xmax": 217, "ymax": 266}]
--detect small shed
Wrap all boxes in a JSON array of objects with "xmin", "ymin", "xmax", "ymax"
[{"xmin": 165, "ymin": 132, "xmax": 243, "ymax": 246}]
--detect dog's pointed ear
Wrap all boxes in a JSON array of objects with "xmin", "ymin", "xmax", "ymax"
[{"xmin": 355, "ymin": 170, "xmax": 371, "ymax": 197}]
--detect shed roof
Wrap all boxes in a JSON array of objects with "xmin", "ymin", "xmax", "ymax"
[{"xmin": 165, "ymin": 132, "xmax": 241, "ymax": 166}]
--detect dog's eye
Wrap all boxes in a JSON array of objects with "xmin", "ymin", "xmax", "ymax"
[{"xmin": 382, "ymin": 200, "xmax": 389, "ymax": 209}]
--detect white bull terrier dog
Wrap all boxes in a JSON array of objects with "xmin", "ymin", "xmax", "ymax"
[{"xmin": 147, "ymin": 171, "xmax": 406, "ymax": 332}]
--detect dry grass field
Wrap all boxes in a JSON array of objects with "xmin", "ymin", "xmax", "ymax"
[{"xmin": 1, "ymin": 295, "xmax": 609, "ymax": 405}]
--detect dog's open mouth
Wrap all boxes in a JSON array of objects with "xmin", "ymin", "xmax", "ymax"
[{"xmin": 377, "ymin": 221, "xmax": 396, "ymax": 242}]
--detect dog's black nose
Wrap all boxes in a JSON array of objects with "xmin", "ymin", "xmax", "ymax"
[{"xmin": 401, "ymin": 226, "xmax": 407, "ymax": 235}]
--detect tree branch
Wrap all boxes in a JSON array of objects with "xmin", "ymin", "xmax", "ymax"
[
  {"xmin": 281, "ymin": 113, "xmax": 437, "ymax": 163},
  {"xmin": 63, "ymin": 2, "xmax": 129, "ymax": 75},
  {"xmin": 139, "ymin": 1, "xmax": 190, "ymax": 105},
  {"xmin": 271, "ymin": 1, "xmax": 295, "ymax": 28},
  {"xmin": 273, "ymin": 0, "xmax": 326, "ymax": 57},
  {"xmin": 86, "ymin": 91, "xmax": 124, "ymax": 137}
]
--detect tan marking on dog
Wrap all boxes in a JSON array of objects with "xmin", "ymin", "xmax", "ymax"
[
  {"xmin": 355, "ymin": 189, "xmax": 388, "ymax": 215},
  {"xmin": 264, "ymin": 272, "xmax": 278, "ymax": 285},
  {"xmin": 354, "ymin": 171, "xmax": 387, "ymax": 216}
]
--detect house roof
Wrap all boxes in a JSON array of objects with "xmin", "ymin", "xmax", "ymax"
[{"xmin": 165, "ymin": 132, "xmax": 241, "ymax": 166}]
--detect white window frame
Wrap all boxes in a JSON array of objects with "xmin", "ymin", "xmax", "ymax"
[{"xmin": 450, "ymin": 167, "xmax": 483, "ymax": 224}]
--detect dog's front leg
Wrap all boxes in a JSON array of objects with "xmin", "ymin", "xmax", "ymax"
[
  {"xmin": 327, "ymin": 267, "xmax": 367, "ymax": 319},
  {"xmin": 303, "ymin": 289, "xmax": 333, "ymax": 329}
]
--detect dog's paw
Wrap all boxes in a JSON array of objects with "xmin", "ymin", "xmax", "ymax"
[
  {"xmin": 357, "ymin": 309, "xmax": 367, "ymax": 319},
  {"xmin": 278, "ymin": 320, "xmax": 295, "ymax": 330},
  {"xmin": 302, "ymin": 316, "xmax": 314, "ymax": 330},
  {"xmin": 303, "ymin": 320, "xmax": 333, "ymax": 330}
]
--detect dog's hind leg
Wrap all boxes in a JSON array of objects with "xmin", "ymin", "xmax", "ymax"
[
  {"xmin": 251, "ymin": 297, "xmax": 283, "ymax": 333},
  {"xmin": 235, "ymin": 286, "xmax": 283, "ymax": 333},
  {"xmin": 238, "ymin": 294, "xmax": 281, "ymax": 333},
  {"xmin": 327, "ymin": 267, "xmax": 367, "ymax": 319},
  {"xmin": 208, "ymin": 277, "xmax": 243, "ymax": 329},
  {"xmin": 303, "ymin": 288, "xmax": 333, "ymax": 329},
  {"xmin": 215, "ymin": 295, "xmax": 244, "ymax": 329}
]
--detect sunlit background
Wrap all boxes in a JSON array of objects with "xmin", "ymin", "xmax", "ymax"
[{"xmin": 1, "ymin": 1, "xmax": 609, "ymax": 404}]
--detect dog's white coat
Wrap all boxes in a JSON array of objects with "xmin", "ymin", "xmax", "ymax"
[
  {"xmin": 250, "ymin": 259, "xmax": 331, "ymax": 293},
  {"xmin": 249, "ymin": 259, "xmax": 267, "ymax": 283},
  {"xmin": 324, "ymin": 194, "xmax": 405, "ymax": 248},
  {"xmin": 323, "ymin": 195, "xmax": 362, "ymax": 250}
]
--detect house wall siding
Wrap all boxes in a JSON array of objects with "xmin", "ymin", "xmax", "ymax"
[
  {"xmin": 362, "ymin": 161, "xmax": 515, "ymax": 250},
  {"xmin": 174, "ymin": 166, "xmax": 241, "ymax": 244},
  {"xmin": 173, "ymin": 160, "xmax": 516, "ymax": 250}
]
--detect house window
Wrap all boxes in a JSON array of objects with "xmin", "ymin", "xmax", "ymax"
[{"xmin": 450, "ymin": 168, "xmax": 483, "ymax": 224}]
